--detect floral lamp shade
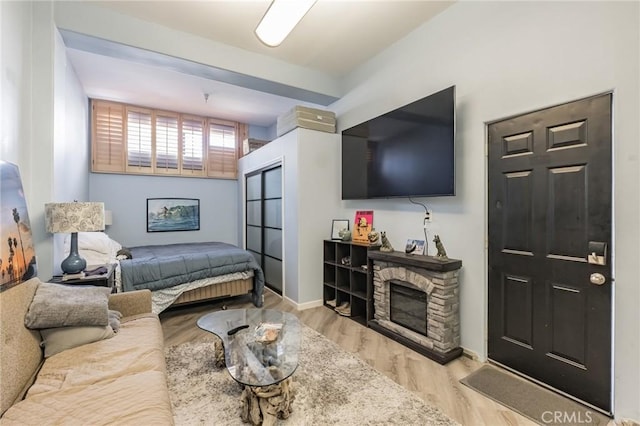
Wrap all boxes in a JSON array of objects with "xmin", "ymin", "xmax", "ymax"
[
  {"xmin": 45, "ymin": 202, "xmax": 105, "ymax": 233},
  {"xmin": 44, "ymin": 202, "xmax": 105, "ymax": 274}
]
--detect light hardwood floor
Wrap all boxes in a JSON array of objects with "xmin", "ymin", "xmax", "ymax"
[{"xmin": 159, "ymin": 290, "xmax": 541, "ymax": 426}]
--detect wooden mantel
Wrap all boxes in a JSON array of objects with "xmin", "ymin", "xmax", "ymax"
[{"xmin": 368, "ymin": 250, "xmax": 462, "ymax": 272}]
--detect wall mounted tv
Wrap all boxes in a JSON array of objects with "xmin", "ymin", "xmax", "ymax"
[{"xmin": 342, "ymin": 85, "xmax": 456, "ymax": 199}]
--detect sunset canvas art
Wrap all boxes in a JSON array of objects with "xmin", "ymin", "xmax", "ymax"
[{"xmin": 0, "ymin": 161, "xmax": 37, "ymax": 291}]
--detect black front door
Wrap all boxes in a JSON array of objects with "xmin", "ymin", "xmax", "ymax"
[{"xmin": 488, "ymin": 93, "xmax": 612, "ymax": 412}]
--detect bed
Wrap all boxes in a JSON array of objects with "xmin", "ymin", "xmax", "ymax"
[{"xmin": 65, "ymin": 233, "xmax": 264, "ymax": 314}]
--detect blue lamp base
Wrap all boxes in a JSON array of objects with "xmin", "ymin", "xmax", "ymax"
[{"xmin": 61, "ymin": 232, "xmax": 86, "ymax": 274}]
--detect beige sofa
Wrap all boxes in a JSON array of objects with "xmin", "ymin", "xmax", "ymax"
[{"xmin": 0, "ymin": 278, "xmax": 174, "ymax": 425}]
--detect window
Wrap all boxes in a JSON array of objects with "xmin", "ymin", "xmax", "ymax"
[
  {"xmin": 208, "ymin": 119, "xmax": 238, "ymax": 179},
  {"xmin": 91, "ymin": 99, "xmax": 245, "ymax": 179},
  {"xmin": 155, "ymin": 112, "xmax": 179, "ymax": 172},
  {"xmin": 181, "ymin": 116, "xmax": 205, "ymax": 174},
  {"xmin": 91, "ymin": 101, "xmax": 124, "ymax": 173},
  {"xmin": 126, "ymin": 107, "xmax": 152, "ymax": 172}
]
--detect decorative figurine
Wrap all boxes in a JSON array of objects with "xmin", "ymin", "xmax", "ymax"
[
  {"xmin": 380, "ymin": 232, "xmax": 394, "ymax": 252},
  {"xmin": 367, "ymin": 228, "xmax": 380, "ymax": 246},
  {"xmin": 339, "ymin": 229, "xmax": 351, "ymax": 241},
  {"xmin": 433, "ymin": 235, "xmax": 448, "ymax": 260}
]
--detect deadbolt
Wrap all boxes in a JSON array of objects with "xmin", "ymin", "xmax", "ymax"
[
  {"xmin": 588, "ymin": 241, "xmax": 607, "ymax": 265},
  {"xmin": 590, "ymin": 273, "xmax": 606, "ymax": 285}
]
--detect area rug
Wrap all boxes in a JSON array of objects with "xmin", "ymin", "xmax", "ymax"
[
  {"xmin": 165, "ymin": 325, "xmax": 458, "ymax": 425},
  {"xmin": 460, "ymin": 365, "xmax": 611, "ymax": 426}
]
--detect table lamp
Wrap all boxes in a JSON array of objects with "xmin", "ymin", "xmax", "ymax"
[{"xmin": 45, "ymin": 201, "xmax": 105, "ymax": 274}]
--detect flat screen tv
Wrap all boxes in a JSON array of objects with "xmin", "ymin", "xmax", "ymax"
[{"xmin": 342, "ymin": 85, "xmax": 455, "ymax": 199}]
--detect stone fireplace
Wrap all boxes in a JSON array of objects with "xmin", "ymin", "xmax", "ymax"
[{"xmin": 369, "ymin": 251, "xmax": 462, "ymax": 364}]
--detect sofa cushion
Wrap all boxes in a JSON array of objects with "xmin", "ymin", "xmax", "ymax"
[
  {"xmin": 0, "ymin": 278, "xmax": 43, "ymax": 417},
  {"xmin": 1, "ymin": 314, "xmax": 174, "ymax": 425},
  {"xmin": 24, "ymin": 282, "xmax": 111, "ymax": 329},
  {"xmin": 40, "ymin": 325, "xmax": 115, "ymax": 358}
]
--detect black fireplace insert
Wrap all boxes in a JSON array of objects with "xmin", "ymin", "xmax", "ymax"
[{"xmin": 389, "ymin": 280, "xmax": 428, "ymax": 336}]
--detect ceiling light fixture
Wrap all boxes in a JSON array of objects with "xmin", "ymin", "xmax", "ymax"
[{"xmin": 255, "ymin": 0, "xmax": 317, "ymax": 47}]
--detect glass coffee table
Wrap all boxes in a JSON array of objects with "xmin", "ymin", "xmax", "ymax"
[{"xmin": 197, "ymin": 309, "xmax": 301, "ymax": 424}]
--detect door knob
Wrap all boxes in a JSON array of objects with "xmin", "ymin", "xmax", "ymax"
[{"xmin": 590, "ymin": 273, "xmax": 606, "ymax": 285}]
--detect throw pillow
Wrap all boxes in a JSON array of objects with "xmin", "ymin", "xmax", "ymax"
[
  {"xmin": 24, "ymin": 282, "xmax": 111, "ymax": 329},
  {"xmin": 40, "ymin": 325, "xmax": 115, "ymax": 358}
]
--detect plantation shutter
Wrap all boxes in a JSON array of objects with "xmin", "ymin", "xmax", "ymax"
[
  {"xmin": 126, "ymin": 107, "xmax": 152, "ymax": 173},
  {"xmin": 91, "ymin": 100, "xmax": 125, "ymax": 173},
  {"xmin": 181, "ymin": 116, "xmax": 205, "ymax": 176},
  {"xmin": 207, "ymin": 119, "xmax": 238, "ymax": 179},
  {"xmin": 90, "ymin": 98, "xmax": 241, "ymax": 179},
  {"xmin": 155, "ymin": 112, "xmax": 179, "ymax": 173}
]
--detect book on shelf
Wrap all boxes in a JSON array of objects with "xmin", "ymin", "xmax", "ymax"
[{"xmin": 61, "ymin": 272, "xmax": 85, "ymax": 281}]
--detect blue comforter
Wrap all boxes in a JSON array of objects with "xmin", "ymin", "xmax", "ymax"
[{"xmin": 119, "ymin": 242, "xmax": 264, "ymax": 307}]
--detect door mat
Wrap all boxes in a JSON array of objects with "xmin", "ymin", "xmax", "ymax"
[{"xmin": 460, "ymin": 365, "xmax": 611, "ymax": 426}]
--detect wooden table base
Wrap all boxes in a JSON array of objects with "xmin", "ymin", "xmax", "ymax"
[
  {"xmin": 210, "ymin": 336, "xmax": 295, "ymax": 424},
  {"xmin": 213, "ymin": 338, "xmax": 225, "ymax": 368},
  {"xmin": 240, "ymin": 377, "xmax": 295, "ymax": 426}
]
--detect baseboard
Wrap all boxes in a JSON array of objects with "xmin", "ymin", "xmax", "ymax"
[
  {"xmin": 283, "ymin": 296, "xmax": 323, "ymax": 311},
  {"xmin": 462, "ymin": 347, "xmax": 480, "ymax": 361}
]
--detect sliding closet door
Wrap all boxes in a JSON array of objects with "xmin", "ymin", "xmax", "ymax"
[
  {"xmin": 246, "ymin": 174, "xmax": 262, "ymax": 265},
  {"xmin": 246, "ymin": 165, "xmax": 283, "ymax": 295}
]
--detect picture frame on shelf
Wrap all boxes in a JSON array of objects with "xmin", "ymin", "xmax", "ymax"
[
  {"xmin": 331, "ymin": 219, "xmax": 350, "ymax": 240},
  {"xmin": 405, "ymin": 239, "xmax": 426, "ymax": 255},
  {"xmin": 147, "ymin": 198, "xmax": 200, "ymax": 232},
  {"xmin": 353, "ymin": 210, "xmax": 373, "ymax": 244}
]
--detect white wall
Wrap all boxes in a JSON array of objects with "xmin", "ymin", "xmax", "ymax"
[
  {"xmin": 89, "ymin": 173, "xmax": 239, "ymax": 248},
  {"xmin": 1, "ymin": 2, "xmax": 31, "ymax": 167},
  {"xmin": 238, "ymin": 128, "xmax": 341, "ymax": 306},
  {"xmin": 12, "ymin": 1, "xmax": 57, "ymax": 281},
  {"xmin": 333, "ymin": 1, "xmax": 639, "ymax": 420},
  {"xmin": 2, "ymin": 1, "xmax": 98, "ymax": 280},
  {"xmin": 296, "ymin": 130, "xmax": 341, "ymax": 303},
  {"xmin": 50, "ymin": 28, "xmax": 90, "ymax": 275},
  {"xmin": 248, "ymin": 124, "xmax": 272, "ymax": 142}
]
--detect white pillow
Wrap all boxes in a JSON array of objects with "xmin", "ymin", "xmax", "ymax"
[
  {"xmin": 40, "ymin": 325, "xmax": 115, "ymax": 358},
  {"xmin": 79, "ymin": 250, "xmax": 114, "ymax": 268},
  {"xmin": 64, "ymin": 232, "xmax": 122, "ymax": 257}
]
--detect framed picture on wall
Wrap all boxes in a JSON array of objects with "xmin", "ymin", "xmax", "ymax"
[
  {"xmin": 147, "ymin": 198, "xmax": 200, "ymax": 232},
  {"xmin": 331, "ymin": 219, "xmax": 350, "ymax": 240}
]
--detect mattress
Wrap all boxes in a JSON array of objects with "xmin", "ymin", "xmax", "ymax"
[{"xmin": 119, "ymin": 242, "xmax": 264, "ymax": 308}]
